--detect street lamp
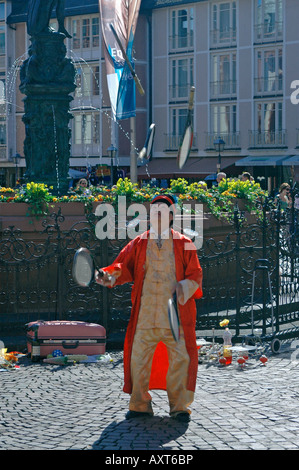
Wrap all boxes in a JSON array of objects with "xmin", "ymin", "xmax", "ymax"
[
  {"xmin": 213, "ymin": 137, "xmax": 225, "ymax": 173},
  {"xmin": 12, "ymin": 153, "xmax": 21, "ymax": 185},
  {"xmin": 107, "ymin": 145, "xmax": 117, "ymax": 187}
]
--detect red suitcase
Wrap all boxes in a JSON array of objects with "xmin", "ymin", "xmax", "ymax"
[{"xmin": 26, "ymin": 320, "xmax": 106, "ymax": 357}]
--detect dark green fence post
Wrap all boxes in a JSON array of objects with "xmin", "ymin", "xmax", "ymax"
[{"xmin": 234, "ymin": 204, "xmax": 242, "ymax": 337}]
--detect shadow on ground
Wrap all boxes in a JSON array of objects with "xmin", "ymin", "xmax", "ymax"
[{"xmin": 92, "ymin": 415, "xmax": 189, "ymax": 450}]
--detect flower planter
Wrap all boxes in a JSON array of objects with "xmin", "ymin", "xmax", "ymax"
[
  {"xmin": 0, "ymin": 202, "xmax": 94, "ymax": 239},
  {"xmin": 53, "ymin": 202, "xmax": 88, "ymax": 216}
]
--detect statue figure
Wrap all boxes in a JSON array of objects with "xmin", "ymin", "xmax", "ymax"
[{"xmin": 27, "ymin": 0, "xmax": 72, "ymax": 38}]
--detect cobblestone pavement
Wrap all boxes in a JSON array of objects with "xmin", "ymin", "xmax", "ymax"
[{"xmin": 1, "ymin": 344, "xmax": 299, "ymax": 451}]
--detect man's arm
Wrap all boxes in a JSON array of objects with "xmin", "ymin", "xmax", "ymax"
[{"xmin": 95, "ymin": 238, "xmax": 137, "ymax": 288}]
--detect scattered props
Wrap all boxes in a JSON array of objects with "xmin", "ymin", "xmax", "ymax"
[
  {"xmin": 72, "ymin": 247, "xmax": 111, "ymax": 287},
  {"xmin": 138, "ymin": 123, "xmax": 156, "ymax": 163},
  {"xmin": 168, "ymin": 292, "xmax": 180, "ymax": 342}
]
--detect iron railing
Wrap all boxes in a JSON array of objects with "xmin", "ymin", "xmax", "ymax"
[
  {"xmin": 248, "ymin": 129, "xmax": 287, "ymax": 148},
  {"xmin": 1, "ymin": 192, "xmax": 299, "ymax": 347}
]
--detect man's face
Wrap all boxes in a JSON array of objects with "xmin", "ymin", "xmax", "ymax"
[{"xmin": 150, "ymin": 202, "xmax": 173, "ymax": 234}]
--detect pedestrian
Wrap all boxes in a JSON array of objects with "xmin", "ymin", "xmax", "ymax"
[
  {"xmin": 275, "ymin": 183, "xmax": 292, "ymax": 210},
  {"xmin": 240, "ymin": 172, "xmax": 252, "ymax": 182},
  {"xmin": 75, "ymin": 178, "xmax": 91, "ymax": 195},
  {"xmin": 95, "ymin": 194, "xmax": 203, "ymax": 423},
  {"xmin": 216, "ymin": 172, "xmax": 227, "ymax": 185}
]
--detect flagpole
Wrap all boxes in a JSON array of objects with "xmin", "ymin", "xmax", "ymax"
[{"xmin": 130, "ymin": 116, "xmax": 137, "ymax": 184}]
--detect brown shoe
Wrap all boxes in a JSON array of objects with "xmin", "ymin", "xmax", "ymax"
[
  {"xmin": 172, "ymin": 412, "xmax": 190, "ymax": 423},
  {"xmin": 125, "ymin": 410, "xmax": 153, "ymax": 420}
]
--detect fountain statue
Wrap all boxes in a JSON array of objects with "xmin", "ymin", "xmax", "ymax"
[{"xmin": 19, "ymin": 0, "xmax": 76, "ymax": 195}]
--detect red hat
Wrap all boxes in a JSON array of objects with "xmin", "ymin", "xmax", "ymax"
[{"xmin": 150, "ymin": 194, "xmax": 177, "ymax": 207}]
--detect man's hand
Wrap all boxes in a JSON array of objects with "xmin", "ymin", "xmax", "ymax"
[
  {"xmin": 95, "ymin": 270, "xmax": 113, "ymax": 287},
  {"xmin": 175, "ymin": 282, "xmax": 184, "ymax": 305}
]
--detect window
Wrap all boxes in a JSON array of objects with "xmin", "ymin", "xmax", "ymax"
[
  {"xmin": 72, "ymin": 20, "xmax": 80, "ymax": 49},
  {"xmin": 0, "ymin": 117, "xmax": 6, "ymax": 145},
  {"xmin": 170, "ymin": 7, "xmax": 194, "ymax": 50},
  {"xmin": 256, "ymin": 48, "xmax": 282, "ymax": 94},
  {"xmin": 93, "ymin": 114, "xmax": 100, "ymax": 144},
  {"xmin": 0, "ymin": 3, "xmax": 5, "ymax": 22},
  {"xmin": 75, "ymin": 65, "xmax": 99, "ymax": 97},
  {"xmin": 92, "ymin": 66, "xmax": 100, "ymax": 95},
  {"xmin": 171, "ymin": 107, "xmax": 189, "ymax": 136},
  {"xmin": 0, "ymin": 25, "xmax": 5, "ymax": 55},
  {"xmin": 72, "ymin": 17, "xmax": 99, "ymax": 50},
  {"xmin": 250, "ymin": 100, "xmax": 285, "ymax": 146},
  {"xmin": 92, "ymin": 18, "xmax": 99, "ymax": 47},
  {"xmin": 211, "ymin": 104, "xmax": 237, "ymax": 135},
  {"xmin": 170, "ymin": 57, "xmax": 193, "ymax": 99},
  {"xmin": 82, "ymin": 19, "xmax": 90, "ymax": 48},
  {"xmin": 74, "ymin": 113, "xmax": 99, "ymax": 145},
  {"xmin": 0, "ymin": 78, "xmax": 5, "ymax": 102},
  {"xmin": 255, "ymin": 0, "xmax": 282, "ymax": 42},
  {"xmin": 166, "ymin": 107, "xmax": 193, "ymax": 149},
  {"xmin": 211, "ymin": 52, "xmax": 236, "ymax": 96},
  {"xmin": 256, "ymin": 101, "xmax": 282, "ymax": 133},
  {"xmin": 212, "ymin": 2, "xmax": 236, "ymax": 45}
]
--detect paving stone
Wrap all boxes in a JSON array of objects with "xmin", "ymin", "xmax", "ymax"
[{"xmin": 1, "ymin": 346, "xmax": 299, "ymax": 450}]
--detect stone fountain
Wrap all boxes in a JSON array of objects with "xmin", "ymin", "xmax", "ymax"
[{"xmin": 19, "ymin": 0, "xmax": 76, "ymax": 195}]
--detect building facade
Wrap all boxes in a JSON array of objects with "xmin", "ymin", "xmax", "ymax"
[
  {"xmin": 139, "ymin": 0, "xmax": 299, "ymax": 189},
  {"xmin": 2, "ymin": 0, "xmax": 299, "ymax": 189}
]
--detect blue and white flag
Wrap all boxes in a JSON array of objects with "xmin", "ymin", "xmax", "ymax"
[{"xmin": 99, "ymin": 0, "xmax": 141, "ymax": 121}]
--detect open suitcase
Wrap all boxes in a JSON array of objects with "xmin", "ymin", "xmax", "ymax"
[{"xmin": 26, "ymin": 320, "xmax": 106, "ymax": 357}]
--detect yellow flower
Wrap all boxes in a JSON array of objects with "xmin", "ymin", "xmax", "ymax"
[{"xmin": 219, "ymin": 319, "xmax": 230, "ymax": 327}]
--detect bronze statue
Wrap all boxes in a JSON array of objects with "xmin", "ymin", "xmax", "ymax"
[{"xmin": 27, "ymin": 0, "xmax": 71, "ymax": 38}]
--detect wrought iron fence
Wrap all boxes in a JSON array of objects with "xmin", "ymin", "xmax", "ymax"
[{"xmin": 1, "ymin": 194, "xmax": 299, "ymax": 348}]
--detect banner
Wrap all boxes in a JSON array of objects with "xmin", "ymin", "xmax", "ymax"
[{"xmin": 100, "ymin": 0, "xmax": 141, "ymax": 120}]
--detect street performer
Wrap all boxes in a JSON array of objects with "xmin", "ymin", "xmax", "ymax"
[{"xmin": 95, "ymin": 194, "xmax": 203, "ymax": 423}]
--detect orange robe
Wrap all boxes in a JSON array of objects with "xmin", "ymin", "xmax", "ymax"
[{"xmin": 103, "ymin": 229, "xmax": 203, "ymax": 394}]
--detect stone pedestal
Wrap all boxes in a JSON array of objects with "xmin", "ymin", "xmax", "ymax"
[{"xmin": 19, "ymin": 32, "xmax": 76, "ymax": 195}]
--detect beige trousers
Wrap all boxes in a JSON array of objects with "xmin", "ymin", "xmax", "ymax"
[{"xmin": 129, "ymin": 328, "xmax": 194, "ymax": 416}]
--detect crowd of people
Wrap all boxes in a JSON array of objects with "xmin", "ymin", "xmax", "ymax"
[{"xmin": 70, "ymin": 169, "xmax": 296, "ymax": 211}]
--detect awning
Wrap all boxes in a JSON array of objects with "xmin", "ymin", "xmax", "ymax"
[
  {"xmin": 138, "ymin": 157, "xmax": 240, "ymax": 178},
  {"xmin": 68, "ymin": 169, "xmax": 87, "ymax": 179},
  {"xmin": 282, "ymin": 156, "xmax": 299, "ymax": 166},
  {"xmin": 235, "ymin": 155, "xmax": 289, "ymax": 167}
]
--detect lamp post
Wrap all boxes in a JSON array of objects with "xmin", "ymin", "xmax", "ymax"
[
  {"xmin": 213, "ymin": 137, "xmax": 225, "ymax": 173},
  {"xmin": 107, "ymin": 145, "xmax": 117, "ymax": 187},
  {"xmin": 12, "ymin": 153, "xmax": 21, "ymax": 186}
]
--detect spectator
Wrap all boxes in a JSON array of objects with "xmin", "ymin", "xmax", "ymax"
[
  {"xmin": 216, "ymin": 172, "xmax": 227, "ymax": 185},
  {"xmin": 275, "ymin": 183, "xmax": 292, "ymax": 210},
  {"xmin": 241, "ymin": 172, "xmax": 252, "ymax": 182},
  {"xmin": 76, "ymin": 178, "xmax": 88, "ymax": 190}
]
